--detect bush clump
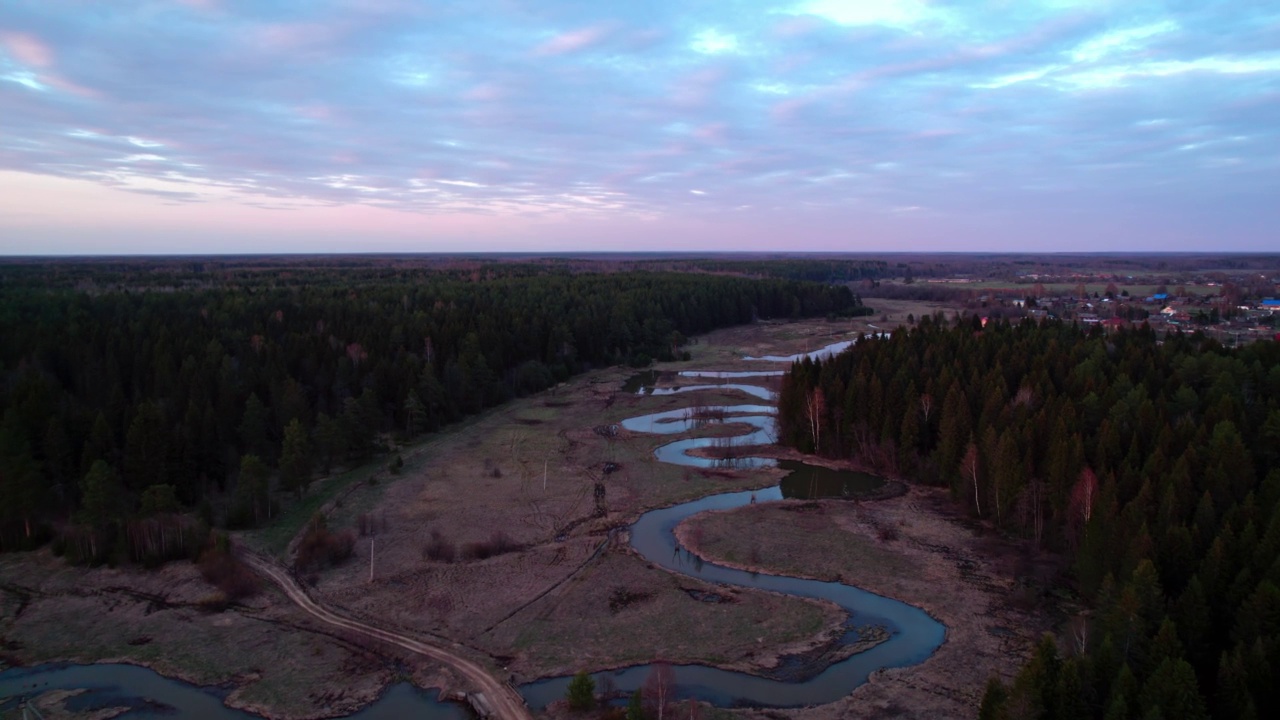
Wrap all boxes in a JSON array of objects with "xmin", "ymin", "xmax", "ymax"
[
  {"xmin": 294, "ymin": 515, "xmax": 356, "ymax": 572},
  {"xmin": 422, "ymin": 530, "xmax": 457, "ymax": 563},
  {"xmin": 460, "ymin": 530, "xmax": 522, "ymax": 561},
  {"xmin": 197, "ymin": 534, "xmax": 260, "ymax": 602}
]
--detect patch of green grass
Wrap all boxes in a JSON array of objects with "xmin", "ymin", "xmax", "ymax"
[
  {"xmin": 241, "ymin": 398, "xmax": 530, "ymax": 557},
  {"xmin": 243, "ymin": 461, "xmax": 384, "ymax": 557}
]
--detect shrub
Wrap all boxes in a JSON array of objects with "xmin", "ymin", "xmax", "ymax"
[
  {"xmin": 461, "ymin": 530, "xmax": 522, "ymax": 561},
  {"xmin": 423, "ymin": 530, "xmax": 457, "ymax": 563},
  {"xmin": 294, "ymin": 515, "xmax": 356, "ymax": 572},
  {"xmin": 566, "ymin": 670, "xmax": 596, "ymax": 711},
  {"xmin": 197, "ymin": 539, "xmax": 260, "ymax": 602}
]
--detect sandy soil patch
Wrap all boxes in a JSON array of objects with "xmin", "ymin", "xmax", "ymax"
[{"xmin": 677, "ymin": 487, "xmax": 1051, "ymax": 720}]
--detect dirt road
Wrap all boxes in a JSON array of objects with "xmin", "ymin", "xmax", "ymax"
[{"xmin": 241, "ymin": 553, "xmax": 533, "ymax": 720}]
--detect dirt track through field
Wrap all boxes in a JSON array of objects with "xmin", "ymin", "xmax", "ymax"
[{"xmin": 241, "ymin": 552, "xmax": 532, "ymax": 720}]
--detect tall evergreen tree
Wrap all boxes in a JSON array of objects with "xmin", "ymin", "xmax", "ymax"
[{"xmin": 279, "ymin": 418, "xmax": 312, "ymax": 498}]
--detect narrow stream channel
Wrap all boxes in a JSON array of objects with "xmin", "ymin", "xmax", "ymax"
[
  {"xmin": 516, "ymin": 364, "xmax": 945, "ymax": 709},
  {"xmin": 1, "ymin": 339, "xmax": 941, "ymax": 717}
]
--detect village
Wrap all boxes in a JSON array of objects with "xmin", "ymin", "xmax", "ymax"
[{"xmin": 908, "ymin": 270, "xmax": 1280, "ymax": 346}]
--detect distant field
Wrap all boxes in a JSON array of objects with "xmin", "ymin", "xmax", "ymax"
[{"xmin": 913, "ymin": 280, "xmax": 1218, "ymax": 297}]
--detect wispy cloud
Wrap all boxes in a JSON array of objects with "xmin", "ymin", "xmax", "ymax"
[
  {"xmin": 534, "ymin": 25, "xmax": 614, "ymax": 56},
  {"xmin": 0, "ymin": 0, "xmax": 1277, "ymax": 252}
]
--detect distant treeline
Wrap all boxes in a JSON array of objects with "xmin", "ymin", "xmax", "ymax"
[
  {"xmin": 635, "ymin": 258, "xmax": 889, "ymax": 283},
  {"xmin": 0, "ymin": 262, "xmax": 857, "ymax": 560},
  {"xmin": 0, "ymin": 255, "xmax": 891, "ymax": 291},
  {"xmin": 778, "ymin": 317, "xmax": 1279, "ymax": 719}
]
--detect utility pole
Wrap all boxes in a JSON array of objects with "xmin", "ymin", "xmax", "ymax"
[{"xmin": 369, "ymin": 537, "xmax": 374, "ymax": 583}]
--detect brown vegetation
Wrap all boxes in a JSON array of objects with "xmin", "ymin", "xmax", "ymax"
[
  {"xmin": 678, "ymin": 488, "xmax": 1051, "ymax": 719},
  {"xmin": 293, "ymin": 516, "xmax": 356, "ymax": 572},
  {"xmin": 197, "ymin": 538, "xmax": 260, "ymax": 602},
  {"xmin": 0, "ymin": 549, "xmax": 400, "ymax": 719},
  {"xmin": 461, "ymin": 530, "xmax": 523, "ymax": 560}
]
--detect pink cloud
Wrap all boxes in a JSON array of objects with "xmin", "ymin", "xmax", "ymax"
[
  {"xmin": 533, "ymin": 25, "xmax": 613, "ymax": 56},
  {"xmin": 1, "ymin": 32, "xmax": 53, "ymax": 68},
  {"xmin": 771, "ymin": 96, "xmax": 814, "ymax": 123},
  {"xmin": 295, "ymin": 104, "xmax": 336, "ymax": 121},
  {"xmin": 42, "ymin": 73, "xmax": 100, "ymax": 99},
  {"xmin": 464, "ymin": 83, "xmax": 504, "ymax": 101},
  {"xmin": 252, "ymin": 22, "xmax": 345, "ymax": 53},
  {"xmin": 772, "ymin": 16, "xmax": 825, "ymax": 39},
  {"xmin": 692, "ymin": 123, "xmax": 728, "ymax": 142},
  {"xmin": 912, "ymin": 129, "xmax": 962, "ymax": 140}
]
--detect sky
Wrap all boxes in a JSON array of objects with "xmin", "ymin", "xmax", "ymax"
[{"xmin": 1, "ymin": 0, "xmax": 1278, "ymax": 254}]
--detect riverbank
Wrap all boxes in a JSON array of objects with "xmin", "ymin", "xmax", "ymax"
[
  {"xmin": 676, "ymin": 486, "xmax": 1050, "ymax": 719},
  {"xmin": 302, "ymin": 360, "xmax": 852, "ymax": 684},
  {"xmin": 0, "ymin": 550, "xmax": 415, "ymax": 719},
  {"xmin": 1, "ymin": 314, "xmax": 968, "ymax": 718}
]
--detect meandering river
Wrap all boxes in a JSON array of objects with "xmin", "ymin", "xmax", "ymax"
[
  {"xmin": 518, "ymin": 365, "xmax": 944, "ymax": 709},
  {"xmin": 1, "ymin": 340, "xmax": 943, "ymax": 717}
]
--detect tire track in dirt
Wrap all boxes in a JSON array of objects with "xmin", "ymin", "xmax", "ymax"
[
  {"xmin": 240, "ymin": 552, "xmax": 532, "ymax": 720},
  {"xmin": 475, "ymin": 529, "xmax": 617, "ymax": 638}
]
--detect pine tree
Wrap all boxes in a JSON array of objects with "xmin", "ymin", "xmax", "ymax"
[
  {"xmin": 313, "ymin": 412, "xmax": 341, "ymax": 475},
  {"xmin": 239, "ymin": 393, "xmax": 270, "ymax": 459},
  {"xmin": 404, "ymin": 390, "xmax": 427, "ymax": 438},
  {"xmin": 566, "ymin": 670, "xmax": 595, "ymax": 711},
  {"xmin": 1140, "ymin": 658, "xmax": 1207, "ymax": 720},
  {"xmin": 234, "ymin": 454, "xmax": 270, "ymax": 526},
  {"xmin": 0, "ymin": 420, "xmax": 42, "ymax": 542},
  {"xmin": 626, "ymin": 689, "xmax": 646, "ymax": 720},
  {"xmin": 977, "ymin": 675, "xmax": 1009, "ymax": 720},
  {"xmin": 279, "ymin": 418, "xmax": 312, "ymax": 498},
  {"xmin": 123, "ymin": 401, "xmax": 168, "ymax": 492}
]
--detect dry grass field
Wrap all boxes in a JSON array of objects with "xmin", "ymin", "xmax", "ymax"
[
  {"xmin": 679, "ymin": 489, "xmax": 1050, "ymax": 720},
  {"xmin": 303, "ymin": 329, "xmax": 864, "ymax": 682},
  {"xmin": 5, "ymin": 310, "xmax": 1011, "ymax": 720},
  {"xmin": 0, "ymin": 551, "xmax": 413, "ymax": 719}
]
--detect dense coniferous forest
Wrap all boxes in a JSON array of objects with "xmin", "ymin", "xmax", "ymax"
[
  {"xmin": 635, "ymin": 257, "xmax": 888, "ymax": 283},
  {"xmin": 777, "ymin": 316, "xmax": 1280, "ymax": 719},
  {"xmin": 0, "ymin": 261, "xmax": 856, "ymax": 561}
]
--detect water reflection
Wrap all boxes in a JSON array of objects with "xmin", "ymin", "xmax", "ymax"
[
  {"xmin": 522, "ymin": 373, "xmax": 945, "ymax": 711},
  {"xmin": 679, "ymin": 370, "xmax": 785, "ymax": 379},
  {"xmin": 742, "ymin": 335, "xmax": 888, "ymax": 363},
  {"xmin": 778, "ymin": 461, "xmax": 885, "ymax": 499}
]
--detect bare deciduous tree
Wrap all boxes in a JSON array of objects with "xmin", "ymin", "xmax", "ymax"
[
  {"xmin": 805, "ymin": 389, "xmax": 825, "ymax": 452},
  {"xmin": 962, "ymin": 441, "xmax": 981, "ymax": 516},
  {"xmin": 919, "ymin": 393, "xmax": 934, "ymax": 423},
  {"xmin": 1070, "ymin": 613, "xmax": 1090, "ymax": 655},
  {"xmin": 643, "ymin": 663, "xmax": 676, "ymax": 720},
  {"xmin": 1068, "ymin": 467, "xmax": 1098, "ymax": 545}
]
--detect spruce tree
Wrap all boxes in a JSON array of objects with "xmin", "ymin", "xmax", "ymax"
[
  {"xmin": 279, "ymin": 418, "xmax": 312, "ymax": 498},
  {"xmin": 566, "ymin": 670, "xmax": 595, "ymax": 711}
]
